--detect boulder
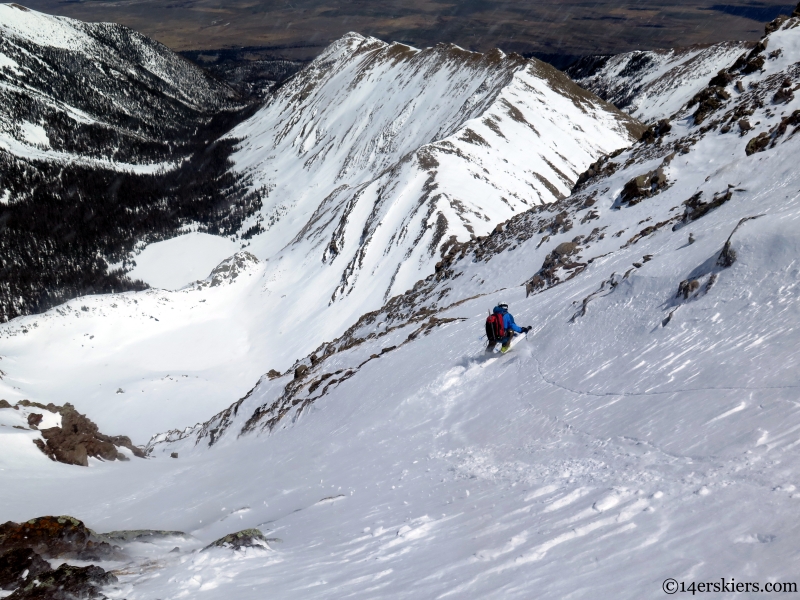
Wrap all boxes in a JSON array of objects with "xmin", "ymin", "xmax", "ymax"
[
  {"xmin": 0, "ymin": 516, "xmax": 124, "ymax": 561},
  {"xmin": 32, "ymin": 403, "xmax": 144, "ymax": 466},
  {"xmin": 7, "ymin": 564, "xmax": 117, "ymax": 600},
  {"xmin": 773, "ymin": 87, "xmax": 795, "ymax": 104},
  {"xmin": 620, "ymin": 168, "xmax": 667, "ymax": 205},
  {"xmin": 203, "ymin": 528, "xmax": 270, "ymax": 551},
  {"xmin": 0, "ymin": 549, "xmax": 50, "ymax": 590},
  {"xmin": 745, "ymin": 132, "xmax": 770, "ymax": 156},
  {"xmin": 677, "ymin": 279, "xmax": 700, "ymax": 300},
  {"xmin": 38, "ymin": 408, "xmax": 120, "ymax": 466},
  {"xmin": 553, "ymin": 242, "xmax": 579, "ymax": 257}
]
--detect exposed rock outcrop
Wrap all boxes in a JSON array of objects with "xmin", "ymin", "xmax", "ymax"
[
  {"xmin": 7, "ymin": 564, "xmax": 117, "ymax": 600},
  {"xmin": 640, "ymin": 119, "xmax": 672, "ymax": 144},
  {"xmin": 664, "ymin": 215, "xmax": 763, "ymax": 326},
  {"xmin": 745, "ymin": 132, "xmax": 771, "ymax": 155},
  {"xmin": 0, "ymin": 548, "xmax": 50, "ymax": 590},
  {"xmin": 688, "ymin": 85, "xmax": 730, "ymax": 124},
  {"xmin": 620, "ymin": 166, "xmax": 669, "ymax": 206},
  {"xmin": 571, "ymin": 151, "xmax": 622, "ymax": 193},
  {"xmin": 674, "ymin": 188, "xmax": 734, "ymax": 228},
  {"xmin": 765, "ymin": 14, "xmax": 790, "ymax": 35},
  {"xmin": 527, "ymin": 241, "xmax": 586, "ymax": 293},
  {"xmin": 198, "ymin": 252, "xmax": 260, "ymax": 288},
  {"xmin": 0, "ymin": 516, "xmax": 125, "ymax": 561},
  {"xmin": 103, "ymin": 530, "xmax": 188, "ymax": 543},
  {"xmin": 204, "ymin": 528, "xmax": 271, "ymax": 551},
  {"xmin": 12, "ymin": 401, "xmax": 146, "ymax": 467}
]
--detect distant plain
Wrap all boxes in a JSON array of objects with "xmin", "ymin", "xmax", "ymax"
[{"xmin": 19, "ymin": 0, "xmax": 800, "ymax": 62}]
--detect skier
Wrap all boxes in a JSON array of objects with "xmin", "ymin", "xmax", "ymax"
[{"xmin": 485, "ymin": 303, "xmax": 531, "ymax": 354}]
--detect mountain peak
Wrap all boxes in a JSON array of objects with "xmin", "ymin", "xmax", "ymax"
[{"xmin": 221, "ymin": 31, "xmax": 641, "ymax": 351}]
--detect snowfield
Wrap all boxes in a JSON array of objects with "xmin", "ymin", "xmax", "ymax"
[
  {"xmin": 2, "ymin": 8, "xmax": 800, "ymax": 600},
  {"xmin": 127, "ymin": 232, "xmax": 242, "ymax": 291}
]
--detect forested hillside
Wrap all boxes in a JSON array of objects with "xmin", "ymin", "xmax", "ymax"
[{"xmin": 0, "ymin": 4, "xmax": 261, "ymax": 321}]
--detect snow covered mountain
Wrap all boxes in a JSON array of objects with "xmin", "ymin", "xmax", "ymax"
[
  {"xmin": 567, "ymin": 41, "xmax": 752, "ymax": 122},
  {"xmin": 0, "ymin": 2, "xmax": 242, "ymax": 169},
  {"xmin": 153, "ymin": 7, "xmax": 800, "ymax": 460},
  {"xmin": 3, "ymin": 5, "xmax": 800, "ymax": 599},
  {"xmin": 0, "ymin": 30, "xmax": 644, "ymax": 442},
  {"xmin": 230, "ymin": 34, "xmax": 642, "ymax": 294},
  {"xmin": 0, "ymin": 3, "xmax": 261, "ymax": 322}
]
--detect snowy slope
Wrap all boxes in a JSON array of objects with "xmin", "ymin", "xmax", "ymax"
[
  {"xmin": 223, "ymin": 34, "xmax": 643, "ymax": 351},
  {"xmin": 0, "ymin": 33, "xmax": 642, "ymax": 440},
  {"xmin": 231, "ymin": 35, "xmax": 642, "ymax": 275},
  {"xmin": 568, "ymin": 41, "xmax": 751, "ymax": 122},
  {"xmin": 0, "ymin": 256, "xmax": 269, "ymax": 441},
  {"xmin": 3, "ymin": 11, "xmax": 800, "ymax": 600}
]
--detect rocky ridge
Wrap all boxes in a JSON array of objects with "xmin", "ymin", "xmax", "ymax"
[
  {"xmin": 230, "ymin": 34, "xmax": 643, "ymax": 299},
  {"xmin": 567, "ymin": 41, "xmax": 752, "ymax": 122}
]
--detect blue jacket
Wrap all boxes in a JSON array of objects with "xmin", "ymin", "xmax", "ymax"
[{"xmin": 493, "ymin": 306, "xmax": 523, "ymax": 334}]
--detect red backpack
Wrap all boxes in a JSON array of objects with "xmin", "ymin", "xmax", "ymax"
[{"xmin": 485, "ymin": 311, "xmax": 505, "ymax": 342}]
